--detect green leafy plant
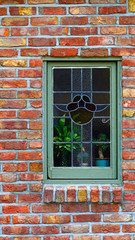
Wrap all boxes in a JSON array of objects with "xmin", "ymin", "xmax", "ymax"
[
  {"xmin": 53, "ymin": 116, "xmax": 82, "ymax": 166},
  {"xmin": 93, "ymin": 133, "xmax": 109, "ymax": 159}
]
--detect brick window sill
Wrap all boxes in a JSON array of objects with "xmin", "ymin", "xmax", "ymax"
[{"xmin": 44, "ymin": 185, "xmax": 123, "ymax": 204}]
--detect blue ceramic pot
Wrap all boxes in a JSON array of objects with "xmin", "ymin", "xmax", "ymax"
[{"xmin": 95, "ymin": 159, "xmax": 109, "ymax": 167}]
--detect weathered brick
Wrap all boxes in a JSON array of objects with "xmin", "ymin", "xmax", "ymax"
[
  {"xmin": 0, "ymin": 49, "xmax": 18, "ymax": 57},
  {"xmin": 59, "ymin": 0, "xmax": 85, "ymax": 3},
  {"xmin": 122, "ymin": 109, "xmax": 135, "ymax": 118},
  {"xmin": 123, "ymin": 89, "xmax": 135, "ymax": 97},
  {"xmin": 103, "ymin": 236, "xmax": 131, "ymax": 240},
  {"xmin": 21, "ymin": 48, "xmax": 48, "ymax": 56},
  {"xmin": 0, "ymin": 121, "xmax": 27, "ymax": 129},
  {"xmin": 0, "ymin": 194, "xmax": 16, "ymax": 203},
  {"xmin": 122, "ymin": 204, "xmax": 135, "ymax": 212},
  {"xmin": 123, "ymin": 172, "xmax": 135, "ymax": 181},
  {"xmin": 30, "ymin": 81, "xmax": 42, "ymax": 89},
  {"xmin": 129, "ymin": 27, "xmax": 135, "ymax": 35},
  {"xmin": 44, "ymin": 237, "xmax": 70, "ymax": 240},
  {"xmin": 18, "ymin": 70, "xmax": 42, "ymax": 78},
  {"xmin": 30, "ymin": 100, "xmax": 42, "ymax": 108},
  {"xmin": 88, "ymin": 37, "xmax": 114, "ymax": 45},
  {"xmin": 18, "ymin": 194, "xmax": 42, "ymax": 203},
  {"xmin": 113, "ymin": 187, "xmax": 122, "ymax": 203},
  {"xmin": 44, "ymin": 186, "xmax": 53, "ymax": 203},
  {"xmin": 18, "ymin": 90, "xmax": 42, "ymax": 98},
  {"xmin": 99, "ymin": 6, "xmax": 126, "ymax": 14},
  {"xmin": 69, "ymin": 7, "xmax": 96, "ymax": 15},
  {"xmin": 29, "ymin": 121, "xmax": 42, "ymax": 129},
  {"xmin": 67, "ymin": 186, "xmax": 76, "ymax": 202},
  {"xmin": 41, "ymin": 27, "xmax": 68, "ymax": 35},
  {"xmin": 0, "ymin": 131, "xmax": 16, "ymax": 139},
  {"xmin": 123, "ymin": 151, "xmax": 135, "ymax": 159},
  {"xmin": 74, "ymin": 214, "xmax": 101, "ymax": 222},
  {"xmin": 0, "ymin": 173, "xmax": 16, "ymax": 182},
  {"xmin": 123, "ymin": 162, "xmax": 135, "ymax": 170},
  {"xmin": 0, "ymin": 28, "xmax": 9, "ymax": 36},
  {"xmin": 73, "ymin": 237, "xmax": 100, "ymax": 240},
  {"xmin": 39, "ymin": 7, "xmax": 66, "ymax": 15},
  {"xmin": 30, "ymin": 162, "xmax": 43, "ymax": 171},
  {"xmin": 30, "ymin": 183, "xmax": 42, "ymax": 192},
  {"xmin": 62, "ymin": 224, "xmax": 89, "ymax": 233},
  {"xmin": 0, "ymin": 101, "xmax": 26, "ymax": 109},
  {"xmin": 9, "ymin": 7, "xmax": 36, "ymax": 15},
  {"xmin": 71, "ymin": 27, "xmax": 97, "ymax": 35},
  {"xmin": 30, "ymin": 59, "xmax": 43, "ymax": 67},
  {"xmin": 28, "ymin": 0, "xmax": 55, "ymax": 3},
  {"xmin": 62, "ymin": 204, "xmax": 89, "ymax": 212},
  {"xmin": 111, "ymin": 48, "xmax": 135, "ymax": 56},
  {"xmin": 0, "ymin": 70, "xmax": 16, "ymax": 78},
  {"xmin": 1, "ymin": 60, "xmax": 27, "ymax": 67},
  {"xmin": 0, "ymin": 0, "xmax": 25, "ymax": 4},
  {"xmin": 120, "ymin": 16, "xmax": 135, "ymax": 25},
  {"xmin": 11, "ymin": 27, "xmax": 38, "ymax": 36},
  {"xmin": 2, "ymin": 226, "xmax": 29, "ymax": 235},
  {"xmin": 91, "ymin": 17, "xmax": 116, "ymax": 25},
  {"xmin": 102, "ymin": 187, "xmax": 111, "ymax": 203},
  {"xmin": 0, "ymin": 111, "xmax": 16, "ymax": 118},
  {"xmin": 19, "ymin": 173, "xmax": 43, "ymax": 181},
  {"xmin": 1, "ymin": 80, "xmax": 27, "ymax": 88},
  {"xmin": 0, "ymin": 38, "xmax": 26, "ymax": 47},
  {"xmin": 3, "ymin": 205, "xmax": 29, "ymax": 214},
  {"xmin": 3, "ymin": 163, "xmax": 27, "ymax": 172},
  {"xmin": 0, "ymin": 8, "xmax": 7, "ymax": 15},
  {"xmin": 55, "ymin": 187, "xmax": 65, "ymax": 203},
  {"xmin": 32, "ymin": 226, "xmax": 59, "ymax": 235},
  {"xmin": 14, "ymin": 238, "xmax": 40, "ymax": 240},
  {"xmin": 92, "ymin": 225, "xmax": 120, "ymax": 233},
  {"xmin": 13, "ymin": 215, "xmax": 40, "ymax": 224},
  {"xmin": 123, "ymin": 224, "xmax": 135, "ymax": 232},
  {"xmin": 18, "ymin": 110, "xmax": 42, "ymax": 119},
  {"xmin": 0, "ymin": 216, "xmax": 10, "ymax": 224},
  {"xmin": 61, "ymin": 17, "xmax": 88, "ymax": 25},
  {"xmin": 104, "ymin": 214, "xmax": 132, "ymax": 222},
  {"xmin": 92, "ymin": 204, "xmax": 119, "ymax": 212},
  {"xmin": 90, "ymin": 0, "xmax": 116, "ymax": 2},
  {"xmin": 101, "ymin": 27, "xmax": 126, "ymax": 35},
  {"xmin": 91, "ymin": 187, "xmax": 99, "ymax": 202},
  {"xmin": 124, "ymin": 182, "xmax": 135, "ymax": 191},
  {"xmin": 3, "ymin": 184, "xmax": 26, "ymax": 192},
  {"xmin": 0, "ymin": 141, "xmax": 27, "ymax": 150},
  {"xmin": 29, "ymin": 38, "xmax": 56, "ymax": 47},
  {"xmin": 51, "ymin": 48, "xmax": 78, "ymax": 57},
  {"xmin": 122, "ymin": 79, "xmax": 135, "ymax": 87},
  {"xmin": 123, "ymin": 141, "xmax": 135, "ymax": 149},
  {"xmin": 18, "ymin": 152, "xmax": 42, "ymax": 160},
  {"xmin": 123, "ymin": 68, "xmax": 135, "ymax": 77},
  {"xmin": 32, "ymin": 204, "xmax": 59, "ymax": 213},
  {"xmin": 81, "ymin": 48, "xmax": 108, "ymax": 57},
  {"xmin": 124, "ymin": 193, "xmax": 135, "ymax": 201},
  {"xmin": 78, "ymin": 186, "xmax": 87, "ymax": 202},
  {"xmin": 0, "ymin": 152, "xmax": 16, "ymax": 160},
  {"xmin": 18, "ymin": 131, "xmax": 42, "ymax": 139},
  {"xmin": 2, "ymin": 17, "xmax": 28, "ymax": 26},
  {"xmin": 43, "ymin": 215, "xmax": 70, "ymax": 224},
  {"xmin": 31, "ymin": 17, "xmax": 58, "ymax": 26},
  {"xmin": 59, "ymin": 37, "xmax": 85, "ymax": 46},
  {"xmin": 123, "ymin": 120, "xmax": 135, "ymax": 129}
]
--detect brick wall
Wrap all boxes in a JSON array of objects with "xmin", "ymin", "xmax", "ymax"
[{"xmin": 0, "ymin": 0, "xmax": 135, "ymax": 239}]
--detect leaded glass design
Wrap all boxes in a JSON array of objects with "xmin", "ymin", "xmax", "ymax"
[{"xmin": 53, "ymin": 68, "xmax": 110, "ymax": 167}]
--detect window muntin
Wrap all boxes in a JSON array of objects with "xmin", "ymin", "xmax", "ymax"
[{"xmin": 44, "ymin": 59, "xmax": 121, "ymax": 183}]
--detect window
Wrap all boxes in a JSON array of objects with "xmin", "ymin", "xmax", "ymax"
[{"xmin": 44, "ymin": 58, "xmax": 121, "ymax": 183}]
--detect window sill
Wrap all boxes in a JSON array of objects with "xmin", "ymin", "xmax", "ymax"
[{"xmin": 44, "ymin": 185, "xmax": 123, "ymax": 204}]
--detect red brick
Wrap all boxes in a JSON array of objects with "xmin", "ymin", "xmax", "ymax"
[
  {"xmin": 44, "ymin": 186, "xmax": 53, "ymax": 203},
  {"xmin": 81, "ymin": 48, "xmax": 108, "ymax": 57},
  {"xmin": 124, "ymin": 193, "xmax": 135, "ymax": 201},
  {"xmin": 18, "ymin": 90, "xmax": 42, "ymax": 98},
  {"xmin": 1, "ymin": 59, "xmax": 26, "ymax": 67},
  {"xmin": 123, "ymin": 120, "xmax": 135, "ymax": 129},
  {"xmin": 44, "ymin": 237, "xmax": 70, "ymax": 240},
  {"xmin": 30, "ymin": 81, "xmax": 42, "ymax": 89},
  {"xmin": 41, "ymin": 27, "xmax": 68, "ymax": 36},
  {"xmin": 0, "ymin": 0, "xmax": 25, "ymax": 3},
  {"xmin": 71, "ymin": 27, "xmax": 97, "ymax": 35},
  {"xmin": 18, "ymin": 131, "xmax": 42, "ymax": 139},
  {"xmin": 91, "ymin": 17, "xmax": 116, "ymax": 25},
  {"xmin": 0, "ymin": 131, "xmax": 16, "ymax": 139},
  {"xmin": 18, "ymin": 152, "xmax": 42, "ymax": 160},
  {"xmin": 122, "ymin": 130, "xmax": 135, "ymax": 138},
  {"xmin": 61, "ymin": 17, "xmax": 88, "ymax": 25},
  {"xmin": 3, "ymin": 163, "xmax": 27, "ymax": 172},
  {"xmin": 123, "ymin": 224, "xmax": 135, "ymax": 232},
  {"xmin": 59, "ymin": 0, "xmax": 85, "ymax": 3},
  {"xmin": 39, "ymin": 7, "xmax": 66, "ymax": 15},
  {"xmin": 21, "ymin": 48, "xmax": 48, "ymax": 56},
  {"xmin": 103, "ymin": 214, "xmax": 132, "ymax": 222},
  {"xmin": 30, "ymin": 162, "xmax": 42, "ymax": 171},
  {"xmin": 51, "ymin": 48, "xmax": 78, "ymax": 57},
  {"xmin": 13, "ymin": 215, "xmax": 40, "ymax": 224},
  {"xmin": 2, "ymin": 17, "xmax": 28, "ymax": 26},
  {"xmin": 73, "ymin": 237, "xmax": 100, "ymax": 240},
  {"xmin": 18, "ymin": 70, "xmax": 42, "ymax": 78},
  {"xmin": 124, "ymin": 182, "xmax": 135, "ymax": 191},
  {"xmin": 74, "ymin": 214, "xmax": 101, "ymax": 222},
  {"xmin": 111, "ymin": 48, "xmax": 135, "ymax": 56},
  {"xmin": 113, "ymin": 187, "xmax": 122, "ymax": 203},
  {"xmin": 3, "ymin": 184, "xmax": 26, "ymax": 192},
  {"xmin": 129, "ymin": 27, "xmax": 135, "ymax": 35},
  {"xmin": 122, "ymin": 204, "xmax": 135, "ymax": 212},
  {"xmin": 3, "ymin": 205, "xmax": 29, "ymax": 214},
  {"xmin": 30, "ymin": 183, "xmax": 42, "ymax": 192},
  {"xmin": 122, "ymin": 79, "xmax": 135, "ymax": 87},
  {"xmin": 29, "ymin": 121, "xmax": 42, "ymax": 129},
  {"xmin": 123, "ymin": 68, "xmax": 135, "ymax": 77},
  {"xmin": 90, "ymin": 0, "xmax": 116, "ymax": 2},
  {"xmin": 92, "ymin": 225, "xmax": 120, "ymax": 233},
  {"xmin": 32, "ymin": 226, "xmax": 59, "ymax": 235},
  {"xmin": 0, "ymin": 8, "xmax": 7, "ymax": 15},
  {"xmin": 123, "ymin": 59, "xmax": 135, "ymax": 66},
  {"xmin": 55, "ymin": 187, "xmax": 65, "ymax": 202},
  {"xmin": 103, "ymin": 236, "xmax": 131, "ymax": 240},
  {"xmin": 123, "ymin": 141, "xmax": 135, "ymax": 149},
  {"xmin": 18, "ymin": 194, "xmax": 42, "ymax": 203},
  {"xmin": 43, "ymin": 215, "xmax": 70, "ymax": 224},
  {"xmin": 9, "ymin": 7, "xmax": 36, "ymax": 15},
  {"xmin": 62, "ymin": 204, "xmax": 89, "ymax": 212},
  {"xmin": 91, "ymin": 187, "xmax": 99, "ymax": 202},
  {"xmin": 0, "ymin": 100, "xmax": 27, "ymax": 109},
  {"xmin": 102, "ymin": 187, "xmax": 111, "ymax": 203},
  {"xmin": 62, "ymin": 225, "xmax": 89, "ymax": 233},
  {"xmin": 59, "ymin": 37, "xmax": 85, "ymax": 46},
  {"xmin": 0, "ymin": 194, "xmax": 16, "ymax": 203},
  {"xmin": 0, "ymin": 216, "xmax": 10, "ymax": 224},
  {"xmin": 0, "ymin": 70, "xmax": 15, "ymax": 78},
  {"xmin": 99, "ymin": 6, "xmax": 126, "ymax": 14},
  {"xmin": 30, "ymin": 59, "xmax": 43, "ymax": 68},
  {"xmin": 28, "ymin": 0, "xmax": 55, "ymax": 3},
  {"xmin": 11, "ymin": 27, "xmax": 38, "ymax": 36},
  {"xmin": 123, "ymin": 172, "xmax": 135, "ymax": 180},
  {"xmin": 118, "ymin": 37, "xmax": 135, "ymax": 46},
  {"xmin": 30, "ymin": 100, "xmax": 42, "ymax": 108},
  {"xmin": 19, "ymin": 173, "xmax": 43, "ymax": 181},
  {"xmin": 0, "ymin": 112, "xmax": 16, "ymax": 119},
  {"xmin": 69, "ymin": 6, "xmax": 96, "ymax": 15},
  {"xmin": 92, "ymin": 204, "xmax": 119, "ymax": 212},
  {"xmin": 101, "ymin": 27, "xmax": 126, "ymax": 35},
  {"xmin": 1, "ymin": 80, "xmax": 27, "ymax": 88},
  {"xmin": 0, "ymin": 141, "xmax": 27, "ymax": 150},
  {"xmin": 0, "ymin": 28, "xmax": 9, "ymax": 36},
  {"xmin": 0, "ymin": 152, "xmax": 16, "ymax": 160},
  {"xmin": 14, "ymin": 238, "xmax": 40, "ymax": 240},
  {"xmin": 88, "ymin": 37, "xmax": 114, "ymax": 45},
  {"xmin": 123, "ymin": 162, "xmax": 135, "ymax": 170},
  {"xmin": 67, "ymin": 186, "xmax": 76, "ymax": 202},
  {"xmin": 18, "ymin": 110, "xmax": 42, "ymax": 119},
  {"xmin": 31, "ymin": 17, "xmax": 58, "ymax": 26},
  {"xmin": 0, "ymin": 121, "xmax": 27, "ymax": 129},
  {"xmin": 120, "ymin": 16, "xmax": 135, "ymax": 25},
  {"xmin": 0, "ymin": 90, "xmax": 15, "ymax": 98},
  {"xmin": 32, "ymin": 204, "xmax": 59, "ymax": 213},
  {"xmin": 29, "ymin": 38, "xmax": 56, "ymax": 47},
  {"xmin": 0, "ymin": 49, "xmax": 18, "ymax": 57},
  {"xmin": 0, "ymin": 173, "xmax": 16, "ymax": 182},
  {"xmin": 3, "ymin": 226, "xmax": 29, "ymax": 235},
  {"xmin": 123, "ymin": 151, "xmax": 135, "ymax": 159}
]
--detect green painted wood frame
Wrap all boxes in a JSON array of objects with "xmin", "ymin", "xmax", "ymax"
[{"xmin": 43, "ymin": 57, "xmax": 122, "ymax": 184}]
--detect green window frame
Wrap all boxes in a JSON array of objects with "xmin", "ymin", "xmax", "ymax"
[{"xmin": 43, "ymin": 57, "xmax": 121, "ymax": 184}]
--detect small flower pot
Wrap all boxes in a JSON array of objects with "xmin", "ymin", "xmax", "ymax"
[{"xmin": 95, "ymin": 159, "xmax": 109, "ymax": 167}]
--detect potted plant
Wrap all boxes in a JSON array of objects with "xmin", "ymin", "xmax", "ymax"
[
  {"xmin": 93, "ymin": 133, "xmax": 110, "ymax": 167},
  {"xmin": 53, "ymin": 116, "xmax": 81, "ymax": 167}
]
